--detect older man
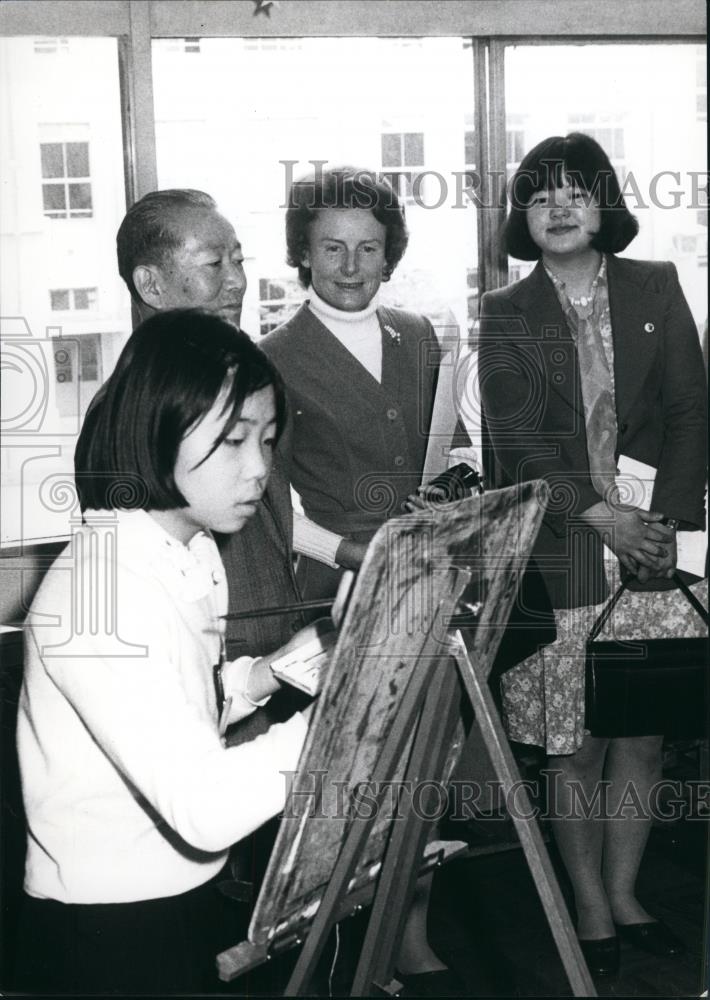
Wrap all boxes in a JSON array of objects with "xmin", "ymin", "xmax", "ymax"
[{"xmin": 81, "ymin": 188, "xmax": 304, "ymax": 662}]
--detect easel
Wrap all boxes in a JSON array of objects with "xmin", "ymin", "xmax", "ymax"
[
  {"xmin": 217, "ymin": 485, "xmax": 596, "ymax": 997},
  {"xmin": 277, "ymin": 639, "xmax": 595, "ymax": 997}
]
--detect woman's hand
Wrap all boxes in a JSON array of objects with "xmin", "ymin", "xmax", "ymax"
[
  {"xmin": 403, "ymin": 486, "xmax": 445, "ymax": 513},
  {"xmin": 636, "ymin": 528, "xmax": 677, "ymax": 583},
  {"xmin": 580, "ymin": 501, "xmax": 676, "ymax": 577}
]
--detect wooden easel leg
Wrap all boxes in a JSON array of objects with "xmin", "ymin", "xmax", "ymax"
[
  {"xmin": 351, "ymin": 658, "xmax": 461, "ymax": 996},
  {"xmin": 284, "ymin": 659, "xmax": 434, "ymax": 996},
  {"xmin": 451, "ymin": 631, "xmax": 597, "ymax": 998}
]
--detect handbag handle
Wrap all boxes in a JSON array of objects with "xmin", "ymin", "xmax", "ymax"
[
  {"xmin": 673, "ymin": 572, "xmax": 709, "ymax": 625},
  {"xmin": 588, "ymin": 572, "xmax": 708, "ymax": 642}
]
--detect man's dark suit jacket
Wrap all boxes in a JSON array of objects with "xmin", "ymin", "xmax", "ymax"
[
  {"xmin": 479, "ymin": 255, "xmax": 707, "ymax": 609},
  {"xmin": 217, "ymin": 462, "xmax": 304, "ymax": 660}
]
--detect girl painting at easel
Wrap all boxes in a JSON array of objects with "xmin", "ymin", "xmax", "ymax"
[{"xmin": 14, "ymin": 310, "xmax": 315, "ymax": 993}]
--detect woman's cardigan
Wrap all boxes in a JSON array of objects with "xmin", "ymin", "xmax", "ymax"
[{"xmin": 261, "ymin": 303, "xmax": 440, "ymax": 541}]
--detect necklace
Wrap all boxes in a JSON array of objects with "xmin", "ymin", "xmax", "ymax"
[
  {"xmin": 545, "ymin": 256, "xmax": 606, "ymax": 309},
  {"xmin": 568, "ymin": 292, "xmax": 594, "ymax": 308}
]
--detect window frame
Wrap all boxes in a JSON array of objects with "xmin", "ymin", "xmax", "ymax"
[{"xmin": 40, "ymin": 140, "xmax": 94, "ymax": 219}]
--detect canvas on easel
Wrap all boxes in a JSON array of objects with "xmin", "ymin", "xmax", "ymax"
[{"xmin": 216, "ymin": 481, "xmax": 588, "ymax": 987}]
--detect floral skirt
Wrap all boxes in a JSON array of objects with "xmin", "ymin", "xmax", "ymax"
[{"xmin": 500, "ymin": 566, "xmax": 708, "ymax": 756}]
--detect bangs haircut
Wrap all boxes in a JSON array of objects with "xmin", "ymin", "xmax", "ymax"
[
  {"xmin": 285, "ymin": 165, "xmax": 409, "ymax": 288},
  {"xmin": 503, "ymin": 132, "xmax": 639, "ymax": 261},
  {"xmin": 75, "ymin": 309, "xmax": 286, "ymax": 512}
]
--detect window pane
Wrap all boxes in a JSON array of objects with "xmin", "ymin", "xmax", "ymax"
[
  {"xmin": 505, "ymin": 44, "xmax": 707, "ymax": 328},
  {"xmin": 464, "ymin": 129, "xmax": 476, "ymax": 168},
  {"xmin": 66, "ymin": 141, "xmax": 89, "ymax": 177},
  {"xmin": 153, "ymin": 36, "xmax": 478, "ymax": 341},
  {"xmin": 40, "ymin": 142, "xmax": 64, "ymax": 178},
  {"xmin": 42, "ymin": 182, "xmax": 66, "ymax": 213},
  {"xmin": 79, "ymin": 334, "xmax": 101, "ymax": 382},
  {"xmin": 52, "ymin": 339, "xmax": 74, "ymax": 383},
  {"xmin": 381, "ymin": 132, "xmax": 401, "ymax": 167},
  {"xmin": 68, "ymin": 182, "xmax": 93, "ymax": 213},
  {"xmin": 154, "ymin": 36, "xmax": 480, "ymax": 456},
  {"xmin": 1, "ymin": 37, "xmax": 130, "ymax": 545},
  {"xmin": 404, "ymin": 131, "xmax": 424, "ymax": 166}
]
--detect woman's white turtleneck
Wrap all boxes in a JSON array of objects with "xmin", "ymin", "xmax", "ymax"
[
  {"xmin": 307, "ymin": 286, "xmax": 383, "ymax": 383},
  {"xmin": 291, "ymin": 287, "xmax": 384, "ymax": 568}
]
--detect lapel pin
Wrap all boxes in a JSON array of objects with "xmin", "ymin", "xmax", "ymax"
[{"xmin": 644, "ymin": 322, "xmax": 655, "ymax": 333}]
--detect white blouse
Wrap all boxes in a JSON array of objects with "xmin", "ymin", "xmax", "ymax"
[{"xmin": 18, "ymin": 508, "xmax": 307, "ymax": 904}]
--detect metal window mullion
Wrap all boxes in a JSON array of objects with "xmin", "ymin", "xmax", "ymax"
[
  {"xmin": 474, "ymin": 38, "xmax": 508, "ymax": 298},
  {"xmin": 472, "ymin": 37, "xmax": 489, "ymax": 295},
  {"xmin": 118, "ymin": 1, "xmax": 158, "ymax": 329},
  {"xmin": 120, "ymin": 0, "xmax": 157, "ymax": 211},
  {"xmin": 473, "ymin": 37, "xmax": 509, "ymax": 490}
]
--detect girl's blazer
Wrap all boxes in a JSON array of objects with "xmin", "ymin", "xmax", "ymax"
[{"xmin": 479, "ymin": 255, "xmax": 707, "ymax": 608}]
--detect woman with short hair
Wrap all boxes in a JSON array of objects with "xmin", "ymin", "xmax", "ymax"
[
  {"xmin": 262, "ymin": 166, "xmax": 469, "ymax": 992},
  {"xmin": 479, "ymin": 132, "xmax": 707, "ymax": 977},
  {"xmin": 264, "ymin": 166, "xmax": 466, "ymax": 600}
]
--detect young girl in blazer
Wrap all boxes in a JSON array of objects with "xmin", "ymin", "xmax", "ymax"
[
  {"xmin": 14, "ymin": 310, "xmax": 311, "ymax": 993},
  {"xmin": 479, "ymin": 133, "xmax": 706, "ymax": 977}
]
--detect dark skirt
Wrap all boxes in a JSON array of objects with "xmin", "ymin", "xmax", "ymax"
[{"xmin": 12, "ymin": 866, "xmax": 246, "ymax": 994}]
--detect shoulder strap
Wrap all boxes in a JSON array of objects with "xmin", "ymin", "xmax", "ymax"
[
  {"xmin": 588, "ymin": 580, "xmax": 629, "ymax": 641},
  {"xmin": 673, "ymin": 572, "xmax": 709, "ymax": 625}
]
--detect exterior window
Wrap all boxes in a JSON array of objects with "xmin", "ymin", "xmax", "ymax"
[
  {"xmin": 463, "ymin": 124, "xmax": 477, "ymax": 189},
  {"xmin": 79, "ymin": 335, "xmax": 101, "ymax": 382},
  {"xmin": 165, "ymin": 37, "xmax": 202, "ymax": 54},
  {"xmin": 241, "ymin": 38, "xmax": 303, "ymax": 51},
  {"xmin": 506, "ymin": 114, "xmax": 527, "ymax": 175},
  {"xmin": 50, "ymin": 289, "xmax": 70, "ymax": 310},
  {"xmin": 258, "ymin": 277, "xmax": 302, "ymax": 336},
  {"xmin": 505, "ymin": 44, "xmax": 706, "ymax": 325},
  {"xmin": 40, "ymin": 141, "xmax": 93, "ymax": 218},
  {"xmin": 697, "ymin": 177, "xmax": 708, "ymax": 230},
  {"xmin": 50, "ymin": 287, "xmax": 98, "ymax": 311},
  {"xmin": 2, "ymin": 35, "xmax": 129, "ymax": 545},
  {"xmin": 464, "ymin": 129, "xmax": 476, "ymax": 171},
  {"xmin": 52, "ymin": 334, "xmax": 103, "ymax": 387},
  {"xmin": 567, "ymin": 113, "xmax": 626, "ymax": 179},
  {"xmin": 697, "ymin": 48, "xmax": 707, "ymax": 122},
  {"xmin": 381, "ymin": 131, "xmax": 424, "ymax": 168},
  {"xmin": 466, "ymin": 268, "xmax": 479, "ymax": 336},
  {"xmin": 380, "ymin": 131, "xmax": 425, "ymax": 203},
  {"xmin": 53, "ymin": 340, "xmax": 74, "ymax": 384},
  {"xmin": 33, "ymin": 37, "xmax": 69, "ymax": 55}
]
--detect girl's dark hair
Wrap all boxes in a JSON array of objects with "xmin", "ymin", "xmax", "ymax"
[
  {"xmin": 75, "ymin": 309, "xmax": 286, "ymax": 512},
  {"xmin": 285, "ymin": 165, "xmax": 409, "ymax": 287},
  {"xmin": 503, "ymin": 132, "xmax": 639, "ymax": 261}
]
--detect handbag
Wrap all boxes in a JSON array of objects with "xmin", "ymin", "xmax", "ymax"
[{"xmin": 584, "ymin": 573, "xmax": 709, "ymax": 738}]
